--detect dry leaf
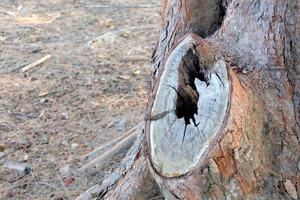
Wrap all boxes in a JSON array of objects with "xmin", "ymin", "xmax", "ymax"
[
  {"xmin": 0, "ymin": 144, "xmax": 6, "ymax": 151},
  {"xmin": 63, "ymin": 176, "xmax": 75, "ymax": 187}
]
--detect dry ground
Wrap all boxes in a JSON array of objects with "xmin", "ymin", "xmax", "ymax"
[{"xmin": 0, "ymin": 0, "xmax": 160, "ymax": 199}]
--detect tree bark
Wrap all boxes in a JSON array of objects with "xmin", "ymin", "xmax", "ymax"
[{"xmin": 93, "ymin": 0, "xmax": 300, "ymax": 199}]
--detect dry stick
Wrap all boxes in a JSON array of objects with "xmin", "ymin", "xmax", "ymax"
[
  {"xmin": 21, "ymin": 54, "xmax": 51, "ymax": 72},
  {"xmin": 86, "ymin": 4, "xmax": 160, "ymax": 9},
  {"xmin": 87, "ymin": 26, "xmax": 155, "ymax": 47},
  {"xmin": 81, "ymin": 123, "xmax": 141, "ymax": 164},
  {"xmin": 79, "ymin": 127, "xmax": 139, "ymax": 173}
]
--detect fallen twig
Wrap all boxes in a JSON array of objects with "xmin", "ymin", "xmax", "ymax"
[
  {"xmin": 79, "ymin": 126, "xmax": 139, "ymax": 174},
  {"xmin": 87, "ymin": 26, "xmax": 156, "ymax": 47},
  {"xmin": 21, "ymin": 54, "xmax": 51, "ymax": 72},
  {"xmin": 86, "ymin": 4, "xmax": 160, "ymax": 9},
  {"xmin": 81, "ymin": 123, "xmax": 141, "ymax": 164}
]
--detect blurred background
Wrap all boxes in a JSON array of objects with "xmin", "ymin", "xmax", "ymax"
[{"xmin": 0, "ymin": 0, "xmax": 160, "ymax": 199}]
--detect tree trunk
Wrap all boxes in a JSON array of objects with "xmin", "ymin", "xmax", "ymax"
[{"xmin": 90, "ymin": 0, "xmax": 300, "ymax": 199}]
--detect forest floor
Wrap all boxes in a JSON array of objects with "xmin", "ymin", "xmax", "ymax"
[{"xmin": 0, "ymin": 0, "xmax": 160, "ymax": 199}]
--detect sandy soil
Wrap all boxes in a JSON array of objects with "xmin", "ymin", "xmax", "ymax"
[{"xmin": 0, "ymin": 0, "xmax": 160, "ymax": 199}]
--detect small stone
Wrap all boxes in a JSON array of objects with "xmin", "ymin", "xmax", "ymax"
[
  {"xmin": 62, "ymin": 140, "xmax": 68, "ymax": 146},
  {"xmin": 40, "ymin": 98, "xmax": 48, "ymax": 104},
  {"xmin": 23, "ymin": 154, "xmax": 29, "ymax": 161},
  {"xmin": 100, "ymin": 33, "xmax": 117, "ymax": 43},
  {"xmin": 4, "ymin": 160, "xmax": 31, "ymax": 175},
  {"xmin": 29, "ymin": 46, "xmax": 43, "ymax": 54},
  {"xmin": 61, "ymin": 112, "xmax": 69, "ymax": 120},
  {"xmin": 120, "ymin": 31, "xmax": 130, "ymax": 38},
  {"xmin": 71, "ymin": 143, "xmax": 79, "ymax": 149},
  {"xmin": 132, "ymin": 69, "xmax": 140, "ymax": 75},
  {"xmin": 284, "ymin": 179, "xmax": 298, "ymax": 200}
]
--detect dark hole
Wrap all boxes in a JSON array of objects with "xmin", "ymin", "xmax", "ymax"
[
  {"xmin": 174, "ymin": 48, "xmax": 209, "ymax": 126},
  {"xmin": 190, "ymin": 0, "xmax": 227, "ymax": 38},
  {"xmin": 167, "ymin": 47, "xmax": 210, "ymax": 146}
]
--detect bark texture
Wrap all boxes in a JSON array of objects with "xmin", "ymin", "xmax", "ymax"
[{"xmin": 96, "ymin": 0, "xmax": 300, "ymax": 199}]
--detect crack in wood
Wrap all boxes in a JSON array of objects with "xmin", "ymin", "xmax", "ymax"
[
  {"xmin": 166, "ymin": 44, "xmax": 214, "ymax": 145},
  {"xmin": 148, "ymin": 34, "xmax": 230, "ymax": 177}
]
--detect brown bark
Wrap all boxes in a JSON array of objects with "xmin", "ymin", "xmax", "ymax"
[{"xmin": 93, "ymin": 0, "xmax": 300, "ymax": 199}]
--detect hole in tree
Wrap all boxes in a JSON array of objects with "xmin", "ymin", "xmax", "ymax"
[
  {"xmin": 168, "ymin": 45, "xmax": 212, "ymax": 145},
  {"xmin": 190, "ymin": 0, "xmax": 226, "ymax": 38}
]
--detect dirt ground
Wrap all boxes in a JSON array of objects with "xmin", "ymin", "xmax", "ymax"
[{"xmin": 0, "ymin": 0, "xmax": 160, "ymax": 199}]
